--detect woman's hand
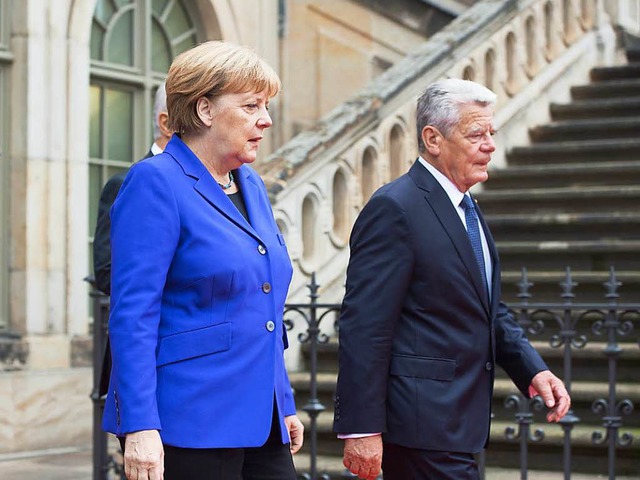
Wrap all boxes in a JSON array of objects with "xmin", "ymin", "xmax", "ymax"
[
  {"xmin": 284, "ymin": 415, "xmax": 304, "ymax": 454},
  {"xmin": 124, "ymin": 429, "xmax": 164, "ymax": 480}
]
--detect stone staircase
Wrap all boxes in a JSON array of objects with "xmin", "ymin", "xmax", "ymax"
[
  {"xmin": 290, "ymin": 43, "xmax": 640, "ymax": 477},
  {"xmin": 486, "ymin": 41, "xmax": 640, "ymax": 305}
]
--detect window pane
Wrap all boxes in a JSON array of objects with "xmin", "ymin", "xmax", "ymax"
[
  {"xmin": 174, "ymin": 34, "xmax": 197, "ymax": 57},
  {"xmin": 164, "ymin": 1, "xmax": 192, "ymax": 40},
  {"xmin": 107, "ymin": 165, "xmax": 129, "ymax": 180},
  {"xmin": 105, "ymin": 88, "xmax": 133, "ymax": 162},
  {"xmin": 115, "ymin": 0, "xmax": 134, "ymax": 8},
  {"xmin": 89, "ymin": 85, "xmax": 102, "ymax": 158},
  {"xmin": 152, "ymin": 21, "xmax": 171, "ymax": 73},
  {"xmin": 90, "ymin": 21, "xmax": 105, "ymax": 61},
  {"xmin": 152, "ymin": 0, "xmax": 170, "ymax": 17},
  {"xmin": 106, "ymin": 10, "xmax": 134, "ymax": 66},
  {"xmin": 88, "ymin": 163, "xmax": 103, "ymax": 236},
  {"xmin": 93, "ymin": 0, "xmax": 115, "ymax": 25}
]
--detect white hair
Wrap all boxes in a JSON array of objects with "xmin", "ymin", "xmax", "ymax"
[
  {"xmin": 416, "ymin": 78, "xmax": 496, "ymax": 152},
  {"xmin": 152, "ymin": 82, "xmax": 167, "ymax": 140}
]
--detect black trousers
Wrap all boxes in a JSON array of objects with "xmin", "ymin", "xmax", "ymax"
[
  {"xmin": 120, "ymin": 407, "xmax": 297, "ymax": 480},
  {"xmin": 381, "ymin": 441, "xmax": 480, "ymax": 480}
]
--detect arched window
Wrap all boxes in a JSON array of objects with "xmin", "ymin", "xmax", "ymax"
[
  {"xmin": 302, "ymin": 194, "xmax": 318, "ymax": 263},
  {"xmin": 332, "ymin": 169, "xmax": 349, "ymax": 242},
  {"xmin": 525, "ymin": 15, "xmax": 537, "ymax": 77},
  {"xmin": 88, "ymin": 0, "xmax": 203, "ymax": 261},
  {"xmin": 0, "ymin": 0, "xmax": 10, "ymax": 328},
  {"xmin": 389, "ymin": 125, "xmax": 405, "ymax": 180},
  {"xmin": 484, "ymin": 49, "xmax": 496, "ymax": 92},
  {"xmin": 462, "ymin": 65, "xmax": 475, "ymax": 81},
  {"xmin": 361, "ymin": 146, "xmax": 378, "ymax": 204}
]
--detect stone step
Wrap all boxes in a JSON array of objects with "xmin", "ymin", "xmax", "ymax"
[
  {"xmin": 294, "ymin": 412, "xmax": 640, "ymax": 474},
  {"xmin": 528, "ymin": 117, "xmax": 640, "ymax": 142},
  {"xmin": 499, "ymin": 269, "xmax": 640, "ymax": 304},
  {"xmin": 292, "ymin": 372, "xmax": 640, "ymax": 404},
  {"xmin": 486, "ymin": 211, "xmax": 640, "ymax": 242},
  {"xmin": 590, "ymin": 63, "xmax": 640, "ymax": 81},
  {"xmin": 486, "ymin": 160, "xmax": 640, "ymax": 189},
  {"xmin": 549, "ymin": 96, "xmax": 640, "ymax": 120},
  {"xmin": 292, "ymin": 453, "xmax": 640, "ymax": 480},
  {"xmin": 475, "ymin": 185, "xmax": 640, "ymax": 214},
  {"xmin": 506, "ymin": 138, "xmax": 640, "ymax": 165},
  {"xmin": 293, "ymin": 344, "xmax": 640, "ymax": 395},
  {"xmin": 570, "ymin": 78, "xmax": 640, "ymax": 100},
  {"xmin": 495, "ymin": 239, "xmax": 640, "ymax": 271}
]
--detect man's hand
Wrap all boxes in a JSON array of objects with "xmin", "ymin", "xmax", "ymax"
[
  {"xmin": 124, "ymin": 429, "xmax": 164, "ymax": 480},
  {"xmin": 343, "ymin": 435, "xmax": 382, "ymax": 480},
  {"xmin": 530, "ymin": 370, "xmax": 571, "ymax": 422},
  {"xmin": 285, "ymin": 415, "xmax": 305, "ymax": 454}
]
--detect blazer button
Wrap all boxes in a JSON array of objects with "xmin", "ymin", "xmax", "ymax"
[
  {"xmin": 266, "ymin": 320, "xmax": 275, "ymax": 332},
  {"xmin": 257, "ymin": 244, "xmax": 267, "ymax": 255},
  {"xmin": 485, "ymin": 361, "xmax": 493, "ymax": 371},
  {"xmin": 262, "ymin": 282, "xmax": 272, "ymax": 293}
]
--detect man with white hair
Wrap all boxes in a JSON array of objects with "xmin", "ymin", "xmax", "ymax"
[
  {"xmin": 93, "ymin": 83, "xmax": 171, "ymax": 296},
  {"xmin": 93, "ymin": 83, "xmax": 171, "ymax": 396},
  {"xmin": 333, "ymin": 79, "xmax": 571, "ymax": 479}
]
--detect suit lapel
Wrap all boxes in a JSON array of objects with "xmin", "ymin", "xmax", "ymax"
[
  {"xmin": 409, "ymin": 161, "xmax": 491, "ymax": 317},
  {"xmin": 234, "ymin": 166, "xmax": 270, "ymax": 239},
  {"xmin": 164, "ymin": 136, "xmax": 263, "ymax": 243}
]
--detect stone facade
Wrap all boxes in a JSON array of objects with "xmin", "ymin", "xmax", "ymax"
[{"xmin": 1, "ymin": 0, "xmax": 638, "ymax": 456}]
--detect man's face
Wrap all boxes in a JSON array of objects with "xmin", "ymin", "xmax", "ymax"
[{"xmin": 431, "ymin": 103, "xmax": 496, "ymax": 193}]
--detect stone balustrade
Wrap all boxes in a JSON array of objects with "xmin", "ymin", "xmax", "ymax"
[{"xmin": 259, "ymin": 0, "xmax": 639, "ymax": 301}]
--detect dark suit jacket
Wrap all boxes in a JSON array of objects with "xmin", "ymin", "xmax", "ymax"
[
  {"xmin": 93, "ymin": 151, "xmax": 153, "ymax": 397},
  {"xmin": 93, "ymin": 150, "xmax": 153, "ymax": 296},
  {"xmin": 333, "ymin": 160, "xmax": 547, "ymax": 453}
]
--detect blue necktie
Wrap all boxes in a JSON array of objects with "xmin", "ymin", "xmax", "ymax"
[{"xmin": 461, "ymin": 195, "xmax": 489, "ymax": 294}]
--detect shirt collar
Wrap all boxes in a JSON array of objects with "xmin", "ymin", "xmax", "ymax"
[
  {"xmin": 150, "ymin": 142, "xmax": 163, "ymax": 155},
  {"xmin": 417, "ymin": 156, "xmax": 467, "ymax": 208}
]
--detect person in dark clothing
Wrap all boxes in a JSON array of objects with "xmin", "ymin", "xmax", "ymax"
[
  {"xmin": 92, "ymin": 83, "xmax": 171, "ymax": 398},
  {"xmin": 93, "ymin": 82, "xmax": 171, "ymax": 295}
]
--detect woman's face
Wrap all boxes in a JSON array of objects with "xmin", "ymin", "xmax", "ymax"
[{"xmin": 206, "ymin": 90, "xmax": 273, "ymax": 167}]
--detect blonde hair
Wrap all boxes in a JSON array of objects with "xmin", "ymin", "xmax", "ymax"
[{"xmin": 166, "ymin": 41, "xmax": 281, "ymax": 134}]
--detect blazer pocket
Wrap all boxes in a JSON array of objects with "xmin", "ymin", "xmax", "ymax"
[
  {"xmin": 389, "ymin": 354, "xmax": 456, "ymax": 381},
  {"xmin": 156, "ymin": 323, "xmax": 231, "ymax": 367}
]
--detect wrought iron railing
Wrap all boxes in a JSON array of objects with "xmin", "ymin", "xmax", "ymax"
[
  {"xmin": 283, "ymin": 268, "xmax": 639, "ymax": 480},
  {"xmin": 89, "ymin": 267, "xmax": 639, "ymax": 480},
  {"xmin": 86, "ymin": 276, "xmax": 125, "ymax": 480}
]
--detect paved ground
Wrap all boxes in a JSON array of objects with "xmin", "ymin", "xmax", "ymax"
[{"xmin": 0, "ymin": 448, "xmax": 638, "ymax": 479}]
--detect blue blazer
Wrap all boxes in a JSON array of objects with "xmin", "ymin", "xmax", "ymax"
[
  {"xmin": 102, "ymin": 135, "xmax": 295, "ymax": 448},
  {"xmin": 333, "ymin": 160, "xmax": 547, "ymax": 453}
]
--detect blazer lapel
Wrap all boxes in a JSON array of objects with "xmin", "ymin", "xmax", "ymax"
[
  {"xmin": 409, "ymin": 161, "xmax": 491, "ymax": 317},
  {"xmin": 234, "ymin": 166, "xmax": 270, "ymax": 238},
  {"xmin": 163, "ymin": 136, "xmax": 262, "ymax": 243}
]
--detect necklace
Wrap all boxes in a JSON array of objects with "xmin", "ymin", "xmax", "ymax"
[{"xmin": 217, "ymin": 171, "xmax": 234, "ymax": 190}]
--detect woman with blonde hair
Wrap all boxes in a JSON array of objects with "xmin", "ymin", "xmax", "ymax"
[{"xmin": 102, "ymin": 41, "xmax": 303, "ymax": 480}]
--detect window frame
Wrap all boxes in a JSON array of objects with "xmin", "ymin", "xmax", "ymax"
[{"xmin": 87, "ymin": 0, "xmax": 201, "ymax": 261}]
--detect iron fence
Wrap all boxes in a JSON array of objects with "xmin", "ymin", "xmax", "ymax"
[{"xmin": 89, "ymin": 267, "xmax": 639, "ymax": 480}]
